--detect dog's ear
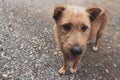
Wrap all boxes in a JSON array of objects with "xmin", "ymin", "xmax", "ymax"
[
  {"xmin": 87, "ymin": 6, "xmax": 102, "ymax": 22},
  {"xmin": 53, "ymin": 5, "xmax": 65, "ymax": 21}
]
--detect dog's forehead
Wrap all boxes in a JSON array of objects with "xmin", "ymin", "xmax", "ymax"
[
  {"xmin": 66, "ymin": 6, "xmax": 86, "ymax": 14},
  {"xmin": 62, "ymin": 6, "xmax": 90, "ymax": 26}
]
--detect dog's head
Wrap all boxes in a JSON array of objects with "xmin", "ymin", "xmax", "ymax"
[{"xmin": 53, "ymin": 5, "xmax": 102, "ymax": 61}]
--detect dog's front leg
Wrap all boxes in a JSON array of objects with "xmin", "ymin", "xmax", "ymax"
[
  {"xmin": 58, "ymin": 54, "xmax": 68, "ymax": 74},
  {"xmin": 70, "ymin": 56, "xmax": 82, "ymax": 73},
  {"xmin": 70, "ymin": 60, "xmax": 79, "ymax": 73}
]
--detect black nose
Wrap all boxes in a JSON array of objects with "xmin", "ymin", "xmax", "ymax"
[{"xmin": 71, "ymin": 46, "xmax": 82, "ymax": 55}]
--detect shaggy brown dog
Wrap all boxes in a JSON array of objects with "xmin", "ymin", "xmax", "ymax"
[{"xmin": 52, "ymin": 5, "xmax": 109, "ymax": 74}]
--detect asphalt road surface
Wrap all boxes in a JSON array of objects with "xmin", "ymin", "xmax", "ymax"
[{"xmin": 0, "ymin": 0, "xmax": 120, "ymax": 80}]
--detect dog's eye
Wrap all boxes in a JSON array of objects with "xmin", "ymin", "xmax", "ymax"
[
  {"xmin": 62, "ymin": 24, "xmax": 71, "ymax": 31},
  {"xmin": 81, "ymin": 25, "xmax": 88, "ymax": 32}
]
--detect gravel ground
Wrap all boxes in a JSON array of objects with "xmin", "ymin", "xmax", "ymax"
[{"xmin": 0, "ymin": 0, "xmax": 120, "ymax": 80}]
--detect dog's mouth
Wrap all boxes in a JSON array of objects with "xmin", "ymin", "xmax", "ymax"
[{"xmin": 68, "ymin": 53, "xmax": 77, "ymax": 61}]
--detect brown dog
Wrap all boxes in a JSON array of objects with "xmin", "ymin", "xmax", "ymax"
[{"xmin": 52, "ymin": 5, "xmax": 109, "ymax": 74}]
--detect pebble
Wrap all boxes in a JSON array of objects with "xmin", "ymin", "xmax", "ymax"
[
  {"xmin": 105, "ymin": 69, "xmax": 109, "ymax": 73},
  {"xmin": 1, "ymin": 52, "xmax": 11, "ymax": 60},
  {"xmin": 105, "ymin": 39, "xmax": 108, "ymax": 42},
  {"xmin": 85, "ymin": 70, "xmax": 88, "ymax": 72},
  {"xmin": 68, "ymin": 77, "xmax": 74, "ymax": 80},
  {"xmin": 113, "ymin": 63, "xmax": 117, "ymax": 67},
  {"xmin": 99, "ymin": 76, "xmax": 102, "ymax": 79},
  {"xmin": 54, "ymin": 51, "xmax": 57, "ymax": 55},
  {"xmin": 117, "ymin": 44, "xmax": 120, "ymax": 47},
  {"xmin": 1, "ymin": 52, "xmax": 6, "ymax": 58},
  {"xmin": 2, "ymin": 74, "xmax": 9, "ymax": 80},
  {"xmin": 107, "ymin": 46, "xmax": 111, "ymax": 49}
]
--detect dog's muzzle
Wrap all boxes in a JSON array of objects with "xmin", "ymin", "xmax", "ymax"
[
  {"xmin": 68, "ymin": 46, "xmax": 82, "ymax": 61},
  {"xmin": 70, "ymin": 46, "xmax": 82, "ymax": 55}
]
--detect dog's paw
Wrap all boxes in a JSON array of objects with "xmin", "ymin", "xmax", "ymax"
[
  {"xmin": 92, "ymin": 46, "xmax": 98, "ymax": 51},
  {"xmin": 58, "ymin": 67, "xmax": 66, "ymax": 75},
  {"xmin": 70, "ymin": 68, "xmax": 77, "ymax": 73}
]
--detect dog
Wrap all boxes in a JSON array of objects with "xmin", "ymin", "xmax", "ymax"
[{"xmin": 52, "ymin": 5, "xmax": 109, "ymax": 74}]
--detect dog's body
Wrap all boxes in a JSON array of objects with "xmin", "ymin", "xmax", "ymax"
[{"xmin": 52, "ymin": 5, "xmax": 109, "ymax": 74}]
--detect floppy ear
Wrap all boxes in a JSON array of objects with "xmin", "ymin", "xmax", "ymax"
[
  {"xmin": 87, "ymin": 6, "xmax": 102, "ymax": 22},
  {"xmin": 53, "ymin": 5, "xmax": 65, "ymax": 21}
]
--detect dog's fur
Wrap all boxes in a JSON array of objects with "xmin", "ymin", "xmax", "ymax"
[{"xmin": 52, "ymin": 5, "xmax": 109, "ymax": 74}]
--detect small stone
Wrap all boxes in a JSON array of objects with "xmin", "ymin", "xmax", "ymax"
[
  {"xmin": 46, "ymin": 50, "xmax": 48, "ymax": 53},
  {"xmin": 1, "ymin": 52, "xmax": 10, "ymax": 60},
  {"xmin": 85, "ymin": 70, "xmax": 87, "ymax": 72},
  {"xmin": 54, "ymin": 51, "xmax": 57, "ymax": 55},
  {"xmin": 1, "ymin": 52, "xmax": 6, "ymax": 57},
  {"xmin": 105, "ymin": 39, "xmax": 108, "ymax": 42},
  {"xmin": 69, "ymin": 77, "xmax": 74, "ymax": 80},
  {"xmin": 105, "ymin": 69, "xmax": 109, "ymax": 73},
  {"xmin": 107, "ymin": 46, "xmax": 111, "ymax": 49},
  {"xmin": 117, "ymin": 44, "xmax": 120, "ymax": 47},
  {"xmin": 2, "ymin": 74, "xmax": 9, "ymax": 80},
  {"xmin": 113, "ymin": 63, "xmax": 117, "ymax": 67},
  {"xmin": 99, "ymin": 63, "xmax": 102, "ymax": 65},
  {"xmin": 99, "ymin": 76, "xmax": 102, "ymax": 79}
]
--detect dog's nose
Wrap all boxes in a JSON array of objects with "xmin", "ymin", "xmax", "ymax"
[{"xmin": 71, "ymin": 46, "xmax": 82, "ymax": 55}]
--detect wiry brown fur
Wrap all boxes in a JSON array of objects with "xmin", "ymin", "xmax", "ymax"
[{"xmin": 53, "ymin": 5, "xmax": 109, "ymax": 74}]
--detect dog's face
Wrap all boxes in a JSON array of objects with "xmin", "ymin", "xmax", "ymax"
[{"xmin": 53, "ymin": 6, "xmax": 101, "ymax": 61}]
